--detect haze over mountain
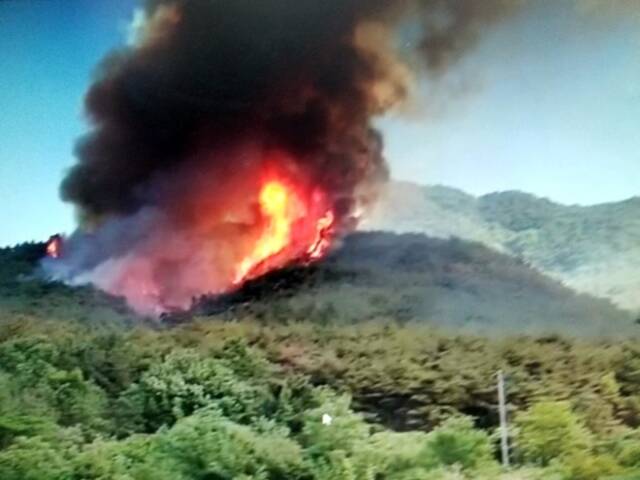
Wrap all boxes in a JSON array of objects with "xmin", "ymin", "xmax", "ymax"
[{"xmin": 363, "ymin": 181, "xmax": 640, "ymax": 312}]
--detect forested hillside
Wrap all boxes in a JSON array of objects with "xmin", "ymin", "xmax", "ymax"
[
  {"xmin": 365, "ymin": 181, "xmax": 640, "ymax": 312},
  {"xmin": 1, "ymin": 240, "xmax": 640, "ymax": 479},
  {"xmin": 5, "ymin": 233, "xmax": 632, "ymax": 336},
  {"xmin": 3, "ymin": 314, "xmax": 640, "ymax": 479},
  {"xmin": 0, "ymin": 243, "xmax": 138, "ymax": 326},
  {"xmin": 196, "ymin": 232, "xmax": 635, "ymax": 337}
]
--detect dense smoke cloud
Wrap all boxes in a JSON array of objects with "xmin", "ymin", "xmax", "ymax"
[
  {"xmin": 49, "ymin": 0, "xmax": 525, "ymax": 315},
  {"xmin": 64, "ymin": 0, "xmax": 386, "ymax": 222},
  {"xmin": 62, "ymin": 0, "xmax": 523, "ymax": 222}
]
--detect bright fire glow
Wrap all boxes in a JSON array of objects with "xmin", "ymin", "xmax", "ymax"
[
  {"xmin": 46, "ymin": 235, "xmax": 62, "ymax": 259},
  {"xmin": 307, "ymin": 210, "xmax": 334, "ymax": 259},
  {"xmin": 44, "ymin": 164, "xmax": 338, "ymax": 316},
  {"xmin": 234, "ymin": 178, "xmax": 335, "ymax": 284},
  {"xmin": 235, "ymin": 180, "xmax": 294, "ymax": 282}
]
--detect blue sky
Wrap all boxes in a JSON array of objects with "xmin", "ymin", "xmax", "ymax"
[
  {"xmin": 0, "ymin": 0, "xmax": 136, "ymax": 246},
  {"xmin": 1, "ymin": 0, "xmax": 638, "ymax": 246}
]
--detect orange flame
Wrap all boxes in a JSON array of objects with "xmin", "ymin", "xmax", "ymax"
[
  {"xmin": 46, "ymin": 235, "xmax": 62, "ymax": 259},
  {"xmin": 307, "ymin": 210, "xmax": 334, "ymax": 259},
  {"xmin": 235, "ymin": 180, "xmax": 295, "ymax": 282},
  {"xmin": 234, "ymin": 178, "xmax": 335, "ymax": 284}
]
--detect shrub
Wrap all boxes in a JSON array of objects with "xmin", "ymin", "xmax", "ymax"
[
  {"xmin": 420, "ymin": 416, "xmax": 497, "ymax": 472},
  {"xmin": 115, "ymin": 347, "xmax": 277, "ymax": 433},
  {"xmin": 515, "ymin": 401, "xmax": 593, "ymax": 466},
  {"xmin": 157, "ymin": 408, "xmax": 308, "ymax": 479},
  {"xmin": 0, "ymin": 428, "xmax": 82, "ymax": 480}
]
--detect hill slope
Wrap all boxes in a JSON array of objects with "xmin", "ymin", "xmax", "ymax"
[
  {"xmin": 1, "ymin": 233, "xmax": 633, "ymax": 336},
  {"xmin": 0, "ymin": 242, "xmax": 138, "ymax": 326},
  {"xmin": 363, "ymin": 181, "xmax": 640, "ymax": 312},
  {"xmin": 197, "ymin": 232, "xmax": 634, "ymax": 336}
]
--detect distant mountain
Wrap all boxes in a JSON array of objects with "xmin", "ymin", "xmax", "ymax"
[
  {"xmin": 363, "ymin": 181, "xmax": 640, "ymax": 312},
  {"xmin": 197, "ymin": 232, "xmax": 635, "ymax": 337}
]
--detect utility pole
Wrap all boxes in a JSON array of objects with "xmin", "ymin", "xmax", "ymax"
[{"xmin": 497, "ymin": 370, "xmax": 510, "ymax": 468}]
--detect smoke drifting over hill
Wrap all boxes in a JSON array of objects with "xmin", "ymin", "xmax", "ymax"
[
  {"xmin": 47, "ymin": 0, "xmax": 528, "ymax": 314},
  {"xmin": 62, "ymin": 0, "xmax": 525, "ymax": 221},
  {"xmin": 47, "ymin": 0, "xmax": 640, "ymax": 316}
]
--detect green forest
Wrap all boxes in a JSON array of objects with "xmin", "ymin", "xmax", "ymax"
[{"xmin": 2, "ymin": 242, "xmax": 640, "ymax": 479}]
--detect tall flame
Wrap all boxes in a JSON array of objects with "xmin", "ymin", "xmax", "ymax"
[
  {"xmin": 235, "ymin": 180, "xmax": 295, "ymax": 282},
  {"xmin": 44, "ymin": 167, "xmax": 337, "ymax": 316},
  {"xmin": 234, "ymin": 178, "xmax": 333, "ymax": 284}
]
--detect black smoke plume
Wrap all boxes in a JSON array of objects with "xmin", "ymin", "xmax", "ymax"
[
  {"xmin": 62, "ymin": 0, "xmax": 521, "ymax": 221},
  {"xmin": 49, "ymin": 0, "xmax": 522, "ymax": 315}
]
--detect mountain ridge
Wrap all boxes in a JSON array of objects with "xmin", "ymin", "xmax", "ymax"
[
  {"xmin": 363, "ymin": 181, "xmax": 640, "ymax": 311},
  {"xmin": 2, "ymin": 232, "xmax": 634, "ymax": 337},
  {"xmin": 193, "ymin": 231, "xmax": 635, "ymax": 337}
]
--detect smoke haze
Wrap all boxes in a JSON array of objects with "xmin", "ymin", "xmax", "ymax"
[{"xmin": 47, "ymin": 0, "xmax": 535, "ymax": 314}]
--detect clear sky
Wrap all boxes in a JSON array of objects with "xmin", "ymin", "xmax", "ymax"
[
  {"xmin": 1, "ymin": 0, "xmax": 638, "ymax": 247},
  {"xmin": 0, "ymin": 0, "xmax": 137, "ymax": 247}
]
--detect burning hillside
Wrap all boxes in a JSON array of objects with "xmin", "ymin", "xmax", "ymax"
[
  {"xmin": 43, "ymin": 0, "xmax": 525, "ymax": 315},
  {"xmin": 45, "ymin": 158, "xmax": 339, "ymax": 314}
]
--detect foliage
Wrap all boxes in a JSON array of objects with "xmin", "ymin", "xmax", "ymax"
[
  {"xmin": 421, "ymin": 416, "xmax": 496, "ymax": 471},
  {"xmin": 0, "ymin": 243, "xmax": 639, "ymax": 480},
  {"xmin": 0, "ymin": 242, "xmax": 138, "ymax": 327},
  {"xmin": 195, "ymin": 231, "xmax": 635, "ymax": 337},
  {"xmin": 115, "ymin": 347, "xmax": 277, "ymax": 433},
  {"xmin": 514, "ymin": 401, "xmax": 593, "ymax": 466},
  {"xmin": 0, "ymin": 318, "xmax": 637, "ymax": 478}
]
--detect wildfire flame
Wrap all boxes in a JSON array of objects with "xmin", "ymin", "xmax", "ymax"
[
  {"xmin": 307, "ymin": 210, "xmax": 335, "ymax": 260},
  {"xmin": 44, "ymin": 165, "xmax": 338, "ymax": 316},
  {"xmin": 234, "ymin": 177, "xmax": 335, "ymax": 284},
  {"xmin": 46, "ymin": 235, "xmax": 62, "ymax": 259}
]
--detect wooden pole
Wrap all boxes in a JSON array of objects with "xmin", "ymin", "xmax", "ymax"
[{"xmin": 497, "ymin": 370, "xmax": 510, "ymax": 467}]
